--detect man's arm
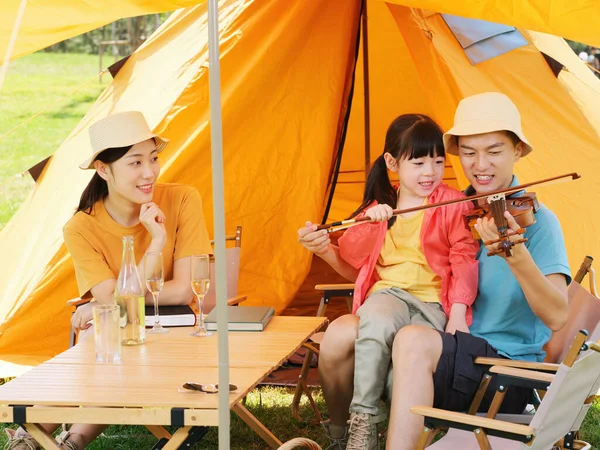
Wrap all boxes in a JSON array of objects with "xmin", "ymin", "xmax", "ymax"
[
  {"xmin": 476, "ymin": 212, "xmax": 569, "ymax": 331},
  {"xmin": 298, "ymin": 222, "xmax": 358, "ymax": 282},
  {"xmin": 506, "ymin": 248, "xmax": 568, "ymax": 331}
]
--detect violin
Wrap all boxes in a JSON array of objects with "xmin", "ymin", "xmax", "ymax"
[
  {"xmin": 464, "ymin": 192, "xmax": 540, "ymax": 257},
  {"xmin": 315, "ymin": 173, "xmax": 580, "ymax": 257}
]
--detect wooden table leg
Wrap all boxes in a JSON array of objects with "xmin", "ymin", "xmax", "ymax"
[
  {"xmin": 162, "ymin": 426, "xmax": 192, "ymax": 450},
  {"xmin": 232, "ymin": 402, "xmax": 282, "ymax": 449},
  {"xmin": 146, "ymin": 425, "xmax": 172, "ymax": 440},
  {"xmin": 24, "ymin": 423, "xmax": 61, "ymax": 450}
]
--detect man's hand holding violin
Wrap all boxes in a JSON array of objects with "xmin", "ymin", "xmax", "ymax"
[{"xmin": 474, "ymin": 210, "xmax": 527, "ymax": 258}]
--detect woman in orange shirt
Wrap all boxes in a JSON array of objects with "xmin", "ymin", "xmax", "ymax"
[{"xmin": 5, "ymin": 111, "xmax": 211, "ymax": 450}]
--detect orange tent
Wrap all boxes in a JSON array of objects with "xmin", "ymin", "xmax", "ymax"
[{"xmin": 0, "ymin": 0, "xmax": 599, "ymax": 373}]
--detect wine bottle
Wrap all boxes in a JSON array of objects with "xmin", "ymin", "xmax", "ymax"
[{"xmin": 114, "ymin": 236, "xmax": 146, "ymax": 345}]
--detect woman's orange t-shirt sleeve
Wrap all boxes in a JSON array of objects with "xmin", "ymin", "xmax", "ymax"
[
  {"xmin": 63, "ymin": 226, "xmax": 115, "ymax": 299},
  {"xmin": 173, "ymin": 188, "xmax": 212, "ymax": 259}
]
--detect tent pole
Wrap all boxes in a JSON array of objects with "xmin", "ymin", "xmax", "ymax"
[
  {"xmin": 362, "ymin": 0, "xmax": 371, "ymax": 177},
  {"xmin": 0, "ymin": 0, "xmax": 27, "ymax": 93},
  {"xmin": 319, "ymin": 1, "xmax": 366, "ymax": 224},
  {"xmin": 207, "ymin": 0, "xmax": 230, "ymax": 448}
]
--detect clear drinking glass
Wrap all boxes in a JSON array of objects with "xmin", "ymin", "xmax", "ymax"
[
  {"xmin": 92, "ymin": 304, "xmax": 121, "ymax": 363},
  {"xmin": 190, "ymin": 254, "xmax": 212, "ymax": 337},
  {"xmin": 145, "ymin": 252, "xmax": 168, "ymax": 334}
]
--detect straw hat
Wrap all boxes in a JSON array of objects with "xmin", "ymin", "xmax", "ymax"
[
  {"xmin": 443, "ymin": 92, "xmax": 533, "ymax": 157},
  {"xmin": 79, "ymin": 111, "xmax": 169, "ymax": 169}
]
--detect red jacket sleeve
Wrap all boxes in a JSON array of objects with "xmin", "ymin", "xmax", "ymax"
[
  {"xmin": 445, "ymin": 200, "xmax": 479, "ymax": 308},
  {"xmin": 338, "ymin": 206, "xmax": 382, "ymax": 270}
]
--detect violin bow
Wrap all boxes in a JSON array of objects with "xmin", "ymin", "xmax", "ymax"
[{"xmin": 316, "ymin": 172, "xmax": 581, "ymax": 233}]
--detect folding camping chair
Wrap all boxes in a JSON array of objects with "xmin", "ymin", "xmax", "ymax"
[
  {"xmin": 206, "ymin": 225, "xmax": 246, "ymax": 309},
  {"xmin": 443, "ymin": 255, "xmax": 600, "ymax": 450},
  {"xmin": 544, "ymin": 255, "xmax": 600, "ymax": 362},
  {"xmin": 470, "ymin": 256, "xmax": 600, "ymax": 415},
  {"xmin": 411, "ymin": 329, "xmax": 600, "ymax": 450},
  {"xmin": 68, "ymin": 226, "xmax": 247, "ymax": 346}
]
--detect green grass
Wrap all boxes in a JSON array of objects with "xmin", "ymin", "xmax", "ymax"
[
  {"xmin": 0, "ymin": 52, "xmax": 109, "ymax": 230},
  {"xmin": 581, "ymin": 398, "xmax": 600, "ymax": 448}
]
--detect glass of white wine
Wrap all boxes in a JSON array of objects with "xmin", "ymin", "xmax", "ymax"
[
  {"xmin": 145, "ymin": 252, "xmax": 168, "ymax": 334},
  {"xmin": 191, "ymin": 254, "xmax": 212, "ymax": 337}
]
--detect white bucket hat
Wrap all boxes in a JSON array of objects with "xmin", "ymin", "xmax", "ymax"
[
  {"xmin": 80, "ymin": 111, "xmax": 169, "ymax": 169},
  {"xmin": 443, "ymin": 92, "xmax": 533, "ymax": 157}
]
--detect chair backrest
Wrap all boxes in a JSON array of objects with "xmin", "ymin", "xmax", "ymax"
[
  {"xmin": 204, "ymin": 226, "xmax": 242, "ymax": 312},
  {"xmin": 209, "ymin": 225, "xmax": 242, "ymax": 248},
  {"xmin": 543, "ymin": 270, "xmax": 600, "ymax": 363},
  {"xmin": 543, "ymin": 280, "xmax": 600, "ymax": 363},
  {"xmin": 528, "ymin": 337, "xmax": 600, "ymax": 450}
]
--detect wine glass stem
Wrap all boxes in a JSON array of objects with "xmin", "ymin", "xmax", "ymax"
[
  {"xmin": 153, "ymin": 292, "xmax": 160, "ymax": 325},
  {"xmin": 197, "ymin": 294, "xmax": 205, "ymax": 330}
]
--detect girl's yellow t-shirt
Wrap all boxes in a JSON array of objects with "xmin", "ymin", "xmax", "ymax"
[{"xmin": 367, "ymin": 210, "xmax": 442, "ymax": 302}]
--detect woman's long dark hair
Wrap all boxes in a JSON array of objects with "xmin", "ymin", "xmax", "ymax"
[
  {"xmin": 76, "ymin": 145, "xmax": 133, "ymax": 214},
  {"xmin": 349, "ymin": 114, "xmax": 445, "ymax": 227}
]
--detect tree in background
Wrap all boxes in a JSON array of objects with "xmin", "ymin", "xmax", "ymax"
[
  {"xmin": 44, "ymin": 13, "xmax": 170, "ymax": 56},
  {"xmin": 567, "ymin": 40, "xmax": 600, "ymax": 78},
  {"xmin": 41, "ymin": 16, "xmax": 600, "ymax": 79}
]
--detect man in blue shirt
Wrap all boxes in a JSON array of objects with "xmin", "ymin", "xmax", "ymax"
[
  {"xmin": 466, "ymin": 177, "xmax": 571, "ymax": 362},
  {"xmin": 297, "ymin": 92, "xmax": 570, "ymax": 450}
]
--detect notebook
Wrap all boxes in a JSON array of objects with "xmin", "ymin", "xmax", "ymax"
[
  {"xmin": 204, "ymin": 305, "xmax": 275, "ymax": 332},
  {"xmin": 144, "ymin": 305, "xmax": 196, "ymax": 327}
]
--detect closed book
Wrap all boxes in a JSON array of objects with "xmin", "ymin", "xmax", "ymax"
[
  {"xmin": 205, "ymin": 306, "xmax": 274, "ymax": 332},
  {"xmin": 145, "ymin": 305, "xmax": 196, "ymax": 327}
]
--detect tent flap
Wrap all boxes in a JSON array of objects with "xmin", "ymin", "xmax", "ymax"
[
  {"xmin": 383, "ymin": 0, "xmax": 600, "ymax": 48},
  {"xmin": 442, "ymin": 15, "xmax": 528, "ymax": 65}
]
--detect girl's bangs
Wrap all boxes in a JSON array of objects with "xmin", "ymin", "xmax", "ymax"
[{"xmin": 402, "ymin": 122, "xmax": 445, "ymax": 160}]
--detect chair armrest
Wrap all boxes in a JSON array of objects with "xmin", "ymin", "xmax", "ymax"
[
  {"xmin": 475, "ymin": 357, "xmax": 559, "ymax": 373},
  {"xmin": 314, "ymin": 283, "xmax": 355, "ymax": 291},
  {"xmin": 489, "ymin": 366, "xmax": 555, "ymax": 383},
  {"xmin": 227, "ymin": 295, "xmax": 247, "ymax": 306},
  {"xmin": 410, "ymin": 406, "xmax": 534, "ymax": 437},
  {"xmin": 66, "ymin": 298, "xmax": 94, "ymax": 308}
]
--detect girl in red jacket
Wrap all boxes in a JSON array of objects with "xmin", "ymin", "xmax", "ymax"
[{"xmin": 338, "ymin": 114, "xmax": 479, "ymax": 448}]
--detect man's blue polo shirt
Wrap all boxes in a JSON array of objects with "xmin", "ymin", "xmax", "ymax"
[{"xmin": 466, "ymin": 177, "xmax": 571, "ymax": 362}]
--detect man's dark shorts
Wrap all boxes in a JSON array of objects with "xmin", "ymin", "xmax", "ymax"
[{"xmin": 433, "ymin": 331, "xmax": 532, "ymax": 413}]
